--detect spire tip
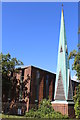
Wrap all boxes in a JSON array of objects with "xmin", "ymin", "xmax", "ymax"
[
  {"xmin": 62, "ymin": 4, "xmax": 63, "ymax": 8},
  {"xmin": 62, "ymin": 4, "xmax": 63, "ymax": 13}
]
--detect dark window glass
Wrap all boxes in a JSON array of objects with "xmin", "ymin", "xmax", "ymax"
[
  {"xmin": 35, "ymin": 70, "xmax": 40, "ymax": 101},
  {"xmin": 60, "ymin": 46, "xmax": 63, "ymax": 52},
  {"xmin": 46, "ymin": 75, "xmax": 49, "ymax": 99}
]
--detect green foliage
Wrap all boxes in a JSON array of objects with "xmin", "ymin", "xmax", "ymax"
[
  {"xmin": 69, "ymin": 44, "xmax": 80, "ymax": 118},
  {"xmin": 73, "ymin": 84, "xmax": 80, "ymax": 118},
  {"xmin": 69, "ymin": 48, "xmax": 80, "ymax": 80},
  {"xmin": 25, "ymin": 99, "xmax": 68, "ymax": 118},
  {"xmin": 38, "ymin": 99, "xmax": 53, "ymax": 114},
  {"xmin": 1, "ymin": 53, "xmax": 23, "ymax": 76},
  {"xmin": 1, "ymin": 53, "xmax": 23, "ymax": 101},
  {"xmin": 1, "ymin": 114, "xmax": 26, "ymax": 118}
]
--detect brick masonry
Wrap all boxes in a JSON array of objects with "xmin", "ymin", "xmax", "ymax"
[
  {"xmin": 29, "ymin": 66, "xmax": 55, "ymax": 108},
  {"xmin": 52, "ymin": 102, "xmax": 75, "ymax": 118},
  {"xmin": 2, "ymin": 65, "xmax": 79, "ymax": 116}
]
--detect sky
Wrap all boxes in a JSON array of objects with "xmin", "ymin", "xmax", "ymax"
[{"xmin": 2, "ymin": 2, "xmax": 78, "ymax": 77}]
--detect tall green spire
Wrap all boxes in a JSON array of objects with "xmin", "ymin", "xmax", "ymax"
[{"xmin": 54, "ymin": 7, "xmax": 73, "ymax": 101}]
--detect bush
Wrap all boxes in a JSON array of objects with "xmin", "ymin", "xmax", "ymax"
[
  {"xmin": 25, "ymin": 99, "xmax": 69, "ymax": 118},
  {"xmin": 73, "ymin": 84, "xmax": 80, "ymax": 119}
]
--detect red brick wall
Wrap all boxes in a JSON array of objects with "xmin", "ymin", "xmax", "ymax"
[
  {"xmin": 52, "ymin": 103, "xmax": 75, "ymax": 118},
  {"xmin": 49, "ymin": 78, "xmax": 53, "ymax": 100},
  {"xmin": 29, "ymin": 66, "xmax": 56, "ymax": 108},
  {"xmin": 39, "ymin": 77, "xmax": 44, "ymax": 103},
  {"xmin": 29, "ymin": 67, "xmax": 36, "ymax": 108},
  {"xmin": 52, "ymin": 103, "xmax": 68, "ymax": 115},
  {"xmin": 68, "ymin": 104, "xmax": 75, "ymax": 118},
  {"xmin": 24, "ymin": 66, "xmax": 31, "ymax": 111},
  {"xmin": 3, "ymin": 66, "xmax": 56, "ymax": 113}
]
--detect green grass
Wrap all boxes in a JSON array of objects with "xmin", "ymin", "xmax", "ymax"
[{"xmin": 0, "ymin": 114, "xmax": 26, "ymax": 118}]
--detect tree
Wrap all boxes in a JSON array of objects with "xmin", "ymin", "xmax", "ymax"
[
  {"xmin": 69, "ymin": 44, "xmax": 80, "ymax": 118},
  {"xmin": 73, "ymin": 84, "xmax": 80, "ymax": 118},
  {"xmin": 69, "ymin": 47, "xmax": 80, "ymax": 80},
  {"xmin": 1, "ymin": 53, "xmax": 23, "ymax": 76},
  {"xmin": 1, "ymin": 53, "xmax": 23, "ymax": 102}
]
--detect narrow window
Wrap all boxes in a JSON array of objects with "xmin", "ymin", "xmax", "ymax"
[
  {"xmin": 66, "ymin": 48, "xmax": 68, "ymax": 54},
  {"xmin": 60, "ymin": 46, "xmax": 63, "ymax": 52},
  {"xmin": 35, "ymin": 70, "xmax": 40, "ymax": 101},
  {"xmin": 66, "ymin": 45, "xmax": 68, "ymax": 54},
  {"xmin": 46, "ymin": 75, "xmax": 49, "ymax": 99}
]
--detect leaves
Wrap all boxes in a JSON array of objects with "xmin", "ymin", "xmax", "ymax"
[
  {"xmin": 1, "ymin": 53, "xmax": 23, "ymax": 76},
  {"xmin": 73, "ymin": 84, "xmax": 80, "ymax": 118},
  {"xmin": 69, "ymin": 50, "xmax": 77, "ymax": 59},
  {"xmin": 1, "ymin": 53, "xmax": 24, "ymax": 102},
  {"xmin": 69, "ymin": 46, "xmax": 80, "ymax": 80},
  {"xmin": 25, "ymin": 99, "xmax": 68, "ymax": 118},
  {"xmin": 69, "ymin": 44, "xmax": 80, "ymax": 118}
]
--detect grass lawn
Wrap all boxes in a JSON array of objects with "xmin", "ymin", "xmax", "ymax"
[{"xmin": 0, "ymin": 114, "xmax": 26, "ymax": 118}]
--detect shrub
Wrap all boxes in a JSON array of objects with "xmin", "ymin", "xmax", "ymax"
[
  {"xmin": 25, "ymin": 99, "xmax": 69, "ymax": 119},
  {"xmin": 73, "ymin": 84, "xmax": 80, "ymax": 118}
]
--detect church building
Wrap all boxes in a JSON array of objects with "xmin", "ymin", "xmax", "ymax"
[{"xmin": 2, "ymin": 7, "xmax": 80, "ymax": 118}]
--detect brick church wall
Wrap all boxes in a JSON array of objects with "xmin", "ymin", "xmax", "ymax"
[
  {"xmin": 29, "ymin": 66, "xmax": 36, "ymax": 108},
  {"xmin": 68, "ymin": 104, "xmax": 75, "ymax": 118},
  {"xmin": 24, "ymin": 66, "xmax": 31, "ymax": 111},
  {"xmin": 49, "ymin": 78, "xmax": 53, "ymax": 100},
  {"xmin": 2, "ymin": 65, "xmax": 79, "ymax": 115},
  {"xmin": 52, "ymin": 103, "xmax": 75, "ymax": 118},
  {"xmin": 38, "ymin": 76, "xmax": 44, "ymax": 104},
  {"xmin": 29, "ymin": 66, "xmax": 56, "ymax": 108},
  {"xmin": 52, "ymin": 103, "xmax": 68, "ymax": 115}
]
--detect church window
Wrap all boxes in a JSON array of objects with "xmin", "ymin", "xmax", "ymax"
[
  {"xmin": 46, "ymin": 75, "xmax": 49, "ymax": 99},
  {"xmin": 66, "ymin": 48, "xmax": 68, "ymax": 54},
  {"xmin": 35, "ymin": 70, "xmax": 40, "ymax": 101},
  {"xmin": 60, "ymin": 46, "xmax": 63, "ymax": 52},
  {"xmin": 36, "ymin": 70, "xmax": 40, "ymax": 79},
  {"xmin": 66, "ymin": 45, "xmax": 68, "ymax": 54}
]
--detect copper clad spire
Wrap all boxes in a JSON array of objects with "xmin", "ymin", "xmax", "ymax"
[
  {"xmin": 62, "ymin": 4, "xmax": 63, "ymax": 15},
  {"xmin": 54, "ymin": 5, "xmax": 73, "ymax": 101}
]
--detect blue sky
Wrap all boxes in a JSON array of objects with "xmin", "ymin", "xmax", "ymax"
[{"xmin": 2, "ymin": 2, "xmax": 78, "ymax": 77}]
